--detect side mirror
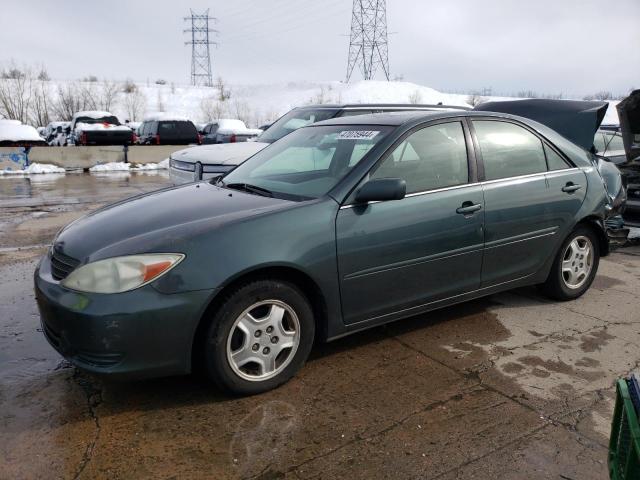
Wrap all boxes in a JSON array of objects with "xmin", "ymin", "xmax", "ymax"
[{"xmin": 355, "ymin": 178, "xmax": 406, "ymax": 204}]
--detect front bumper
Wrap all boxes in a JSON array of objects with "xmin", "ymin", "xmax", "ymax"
[{"xmin": 34, "ymin": 255, "xmax": 216, "ymax": 379}]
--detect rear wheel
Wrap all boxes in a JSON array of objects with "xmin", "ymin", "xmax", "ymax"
[
  {"xmin": 541, "ymin": 226, "xmax": 600, "ymax": 300},
  {"xmin": 203, "ymin": 280, "xmax": 315, "ymax": 395}
]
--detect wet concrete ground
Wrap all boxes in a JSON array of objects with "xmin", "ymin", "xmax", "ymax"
[{"xmin": 1, "ymin": 172, "xmax": 639, "ymax": 479}]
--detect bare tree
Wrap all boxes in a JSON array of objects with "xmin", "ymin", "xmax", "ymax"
[
  {"xmin": 215, "ymin": 77, "xmax": 231, "ymax": 101},
  {"xmin": 122, "ymin": 78, "xmax": 137, "ymax": 94},
  {"xmin": 593, "ymin": 91, "xmax": 613, "ymax": 101},
  {"xmin": 123, "ymin": 90, "xmax": 146, "ymax": 121},
  {"xmin": 0, "ymin": 63, "xmax": 33, "ymax": 123},
  {"xmin": 53, "ymin": 82, "xmax": 86, "ymax": 120},
  {"xmin": 408, "ymin": 90, "xmax": 423, "ymax": 104},
  {"xmin": 233, "ymin": 98, "xmax": 251, "ymax": 125},
  {"xmin": 200, "ymin": 95, "xmax": 228, "ymax": 122},
  {"xmin": 157, "ymin": 90, "xmax": 165, "ymax": 112},
  {"xmin": 466, "ymin": 93, "xmax": 485, "ymax": 107},
  {"xmin": 29, "ymin": 80, "xmax": 51, "ymax": 126},
  {"xmin": 97, "ymin": 79, "xmax": 119, "ymax": 111}
]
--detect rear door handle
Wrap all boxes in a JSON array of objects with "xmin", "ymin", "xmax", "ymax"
[
  {"xmin": 456, "ymin": 202, "xmax": 482, "ymax": 215},
  {"xmin": 562, "ymin": 182, "xmax": 582, "ymax": 193}
]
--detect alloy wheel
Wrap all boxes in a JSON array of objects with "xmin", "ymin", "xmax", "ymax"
[
  {"xmin": 561, "ymin": 235, "xmax": 594, "ymax": 289},
  {"xmin": 226, "ymin": 300, "xmax": 300, "ymax": 382}
]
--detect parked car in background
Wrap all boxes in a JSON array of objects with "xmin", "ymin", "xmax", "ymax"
[
  {"xmin": 616, "ymin": 90, "xmax": 640, "ymax": 225},
  {"xmin": 137, "ymin": 116, "xmax": 200, "ymax": 145},
  {"xmin": 201, "ymin": 119, "xmax": 262, "ymax": 144},
  {"xmin": 169, "ymin": 103, "xmax": 470, "ymax": 184},
  {"xmin": 68, "ymin": 111, "xmax": 134, "ymax": 146},
  {"xmin": 36, "ymin": 101, "xmax": 622, "ymax": 395},
  {"xmin": 0, "ymin": 120, "xmax": 47, "ymax": 146},
  {"xmin": 594, "ymin": 129, "xmax": 626, "ymax": 164},
  {"xmin": 44, "ymin": 121, "xmax": 70, "ymax": 146}
]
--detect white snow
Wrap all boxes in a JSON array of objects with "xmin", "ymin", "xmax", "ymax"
[
  {"xmin": 143, "ymin": 113, "xmax": 191, "ymax": 122},
  {"xmin": 89, "ymin": 161, "xmax": 168, "ymax": 172},
  {"xmin": 0, "ymin": 121, "xmax": 44, "ymax": 142},
  {"xmin": 89, "ymin": 162, "xmax": 130, "ymax": 172},
  {"xmin": 74, "ymin": 122, "xmax": 131, "ymax": 132},
  {"xmin": 72, "ymin": 110, "xmax": 115, "ymax": 120},
  {"xmin": 0, "ymin": 162, "xmax": 65, "ymax": 175}
]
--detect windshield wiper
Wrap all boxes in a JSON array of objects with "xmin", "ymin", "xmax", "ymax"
[{"xmin": 225, "ymin": 183, "xmax": 273, "ymax": 197}]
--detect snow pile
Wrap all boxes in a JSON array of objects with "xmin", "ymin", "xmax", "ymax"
[
  {"xmin": 89, "ymin": 162, "xmax": 130, "ymax": 172},
  {"xmin": 89, "ymin": 161, "xmax": 168, "ymax": 172},
  {"xmin": 72, "ymin": 111, "xmax": 116, "ymax": 120},
  {"xmin": 143, "ymin": 113, "xmax": 191, "ymax": 122},
  {"xmin": 132, "ymin": 162, "xmax": 167, "ymax": 170},
  {"xmin": 0, "ymin": 120, "xmax": 44, "ymax": 142},
  {"xmin": 0, "ymin": 162, "xmax": 65, "ymax": 175},
  {"xmin": 74, "ymin": 122, "xmax": 131, "ymax": 132}
]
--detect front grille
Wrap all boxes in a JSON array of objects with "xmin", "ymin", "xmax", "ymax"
[{"xmin": 50, "ymin": 247, "xmax": 80, "ymax": 281}]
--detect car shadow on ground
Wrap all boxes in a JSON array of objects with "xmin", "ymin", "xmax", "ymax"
[{"xmin": 72, "ymin": 286, "xmax": 553, "ymax": 418}]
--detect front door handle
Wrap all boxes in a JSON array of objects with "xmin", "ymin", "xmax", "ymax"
[
  {"xmin": 561, "ymin": 182, "xmax": 582, "ymax": 193},
  {"xmin": 456, "ymin": 201, "xmax": 482, "ymax": 215}
]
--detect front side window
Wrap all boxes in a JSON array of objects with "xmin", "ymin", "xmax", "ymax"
[
  {"xmin": 222, "ymin": 125, "xmax": 392, "ymax": 200},
  {"xmin": 369, "ymin": 122, "xmax": 469, "ymax": 194}
]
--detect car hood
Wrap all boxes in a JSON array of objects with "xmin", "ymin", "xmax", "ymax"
[
  {"xmin": 616, "ymin": 90, "xmax": 640, "ymax": 164},
  {"xmin": 54, "ymin": 182, "xmax": 293, "ymax": 263},
  {"xmin": 170, "ymin": 142, "xmax": 269, "ymax": 165},
  {"xmin": 475, "ymin": 99, "xmax": 608, "ymax": 151}
]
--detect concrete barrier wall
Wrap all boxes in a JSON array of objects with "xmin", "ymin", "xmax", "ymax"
[{"xmin": 0, "ymin": 145, "xmax": 190, "ymax": 170}]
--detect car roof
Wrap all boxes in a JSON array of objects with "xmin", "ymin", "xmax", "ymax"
[
  {"xmin": 300, "ymin": 103, "xmax": 471, "ymax": 111},
  {"xmin": 311, "ymin": 110, "xmax": 528, "ymax": 127}
]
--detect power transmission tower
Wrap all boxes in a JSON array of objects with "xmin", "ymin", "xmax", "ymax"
[
  {"xmin": 184, "ymin": 9, "xmax": 217, "ymax": 87},
  {"xmin": 345, "ymin": 0, "xmax": 390, "ymax": 82}
]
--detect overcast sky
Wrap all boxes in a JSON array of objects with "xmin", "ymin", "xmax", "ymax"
[{"xmin": 2, "ymin": 0, "xmax": 638, "ymax": 96}]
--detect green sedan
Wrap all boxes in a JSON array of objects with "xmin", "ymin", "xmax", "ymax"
[{"xmin": 35, "ymin": 102, "xmax": 623, "ymax": 394}]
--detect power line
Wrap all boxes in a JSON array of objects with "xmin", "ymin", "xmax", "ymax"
[
  {"xmin": 346, "ymin": 0, "xmax": 390, "ymax": 82},
  {"xmin": 184, "ymin": 9, "xmax": 217, "ymax": 87}
]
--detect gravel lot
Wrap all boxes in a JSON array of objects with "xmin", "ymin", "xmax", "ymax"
[{"xmin": 1, "ymin": 172, "xmax": 639, "ymax": 479}]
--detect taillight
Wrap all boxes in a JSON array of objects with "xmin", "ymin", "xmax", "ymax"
[
  {"xmin": 230, "ymin": 134, "xmax": 237, "ymax": 143},
  {"xmin": 80, "ymin": 132, "xmax": 87, "ymax": 145},
  {"xmin": 155, "ymin": 134, "xmax": 161, "ymax": 145},
  {"xmin": 197, "ymin": 134, "xmax": 203, "ymax": 145},
  {"xmin": 132, "ymin": 133, "xmax": 138, "ymax": 144}
]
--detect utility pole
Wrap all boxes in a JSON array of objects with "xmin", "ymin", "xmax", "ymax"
[
  {"xmin": 184, "ymin": 9, "xmax": 217, "ymax": 87},
  {"xmin": 346, "ymin": 0, "xmax": 390, "ymax": 82}
]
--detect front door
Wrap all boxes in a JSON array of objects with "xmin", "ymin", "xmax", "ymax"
[{"xmin": 336, "ymin": 121, "xmax": 484, "ymax": 325}]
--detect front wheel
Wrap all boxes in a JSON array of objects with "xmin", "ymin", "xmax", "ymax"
[
  {"xmin": 541, "ymin": 226, "xmax": 600, "ymax": 300},
  {"xmin": 203, "ymin": 280, "xmax": 315, "ymax": 395}
]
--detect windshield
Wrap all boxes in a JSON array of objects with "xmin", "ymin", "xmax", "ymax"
[
  {"xmin": 256, "ymin": 108, "xmax": 340, "ymax": 143},
  {"xmin": 75, "ymin": 116, "xmax": 120, "ymax": 126},
  {"xmin": 221, "ymin": 125, "xmax": 393, "ymax": 200}
]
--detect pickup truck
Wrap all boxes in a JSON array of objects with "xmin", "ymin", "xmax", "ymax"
[{"xmin": 68, "ymin": 111, "xmax": 134, "ymax": 146}]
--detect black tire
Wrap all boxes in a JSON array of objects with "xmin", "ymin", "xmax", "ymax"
[
  {"xmin": 541, "ymin": 225, "xmax": 600, "ymax": 301},
  {"xmin": 203, "ymin": 279, "xmax": 315, "ymax": 395}
]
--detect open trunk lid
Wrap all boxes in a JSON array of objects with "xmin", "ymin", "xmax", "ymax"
[{"xmin": 474, "ymin": 99, "xmax": 608, "ymax": 152}]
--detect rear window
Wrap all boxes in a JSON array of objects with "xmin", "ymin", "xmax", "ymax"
[{"xmin": 158, "ymin": 121, "xmax": 197, "ymax": 136}]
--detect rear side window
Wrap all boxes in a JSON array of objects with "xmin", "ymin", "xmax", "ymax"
[
  {"xmin": 544, "ymin": 144, "xmax": 569, "ymax": 171},
  {"xmin": 605, "ymin": 133, "xmax": 625, "ymax": 152},
  {"xmin": 371, "ymin": 121, "xmax": 469, "ymax": 194},
  {"xmin": 158, "ymin": 121, "xmax": 197, "ymax": 136},
  {"xmin": 473, "ymin": 120, "xmax": 547, "ymax": 181}
]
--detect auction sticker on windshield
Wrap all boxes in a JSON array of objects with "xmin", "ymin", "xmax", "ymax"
[{"xmin": 337, "ymin": 130, "xmax": 380, "ymax": 140}]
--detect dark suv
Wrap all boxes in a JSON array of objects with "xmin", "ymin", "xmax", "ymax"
[{"xmin": 137, "ymin": 119, "xmax": 200, "ymax": 145}]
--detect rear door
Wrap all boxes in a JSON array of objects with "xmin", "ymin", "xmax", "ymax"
[
  {"xmin": 336, "ymin": 120, "xmax": 484, "ymax": 325},
  {"xmin": 471, "ymin": 119, "xmax": 586, "ymax": 287}
]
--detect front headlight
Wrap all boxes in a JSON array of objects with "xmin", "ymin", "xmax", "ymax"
[{"xmin": 61, "ymin": 254, "xmax": 184, "ymax": 294}]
